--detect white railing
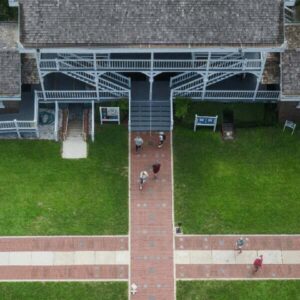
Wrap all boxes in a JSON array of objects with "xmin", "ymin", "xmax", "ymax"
[
  {"xmin": 36, "ymin": 90, "xmax": 129, "ymax": 102},
  {"xmin": 172, "ymin": 90, "xmax": 280, "ymax": 101},
  {"xmin": 40, "ymin": 59, "xmax": 262, "ymax": 72},
  {"xmin": 170, "ymin": 72, "xmax": 199, "ymax": 87},
  {"xmin": 103, "ymin": 72, "xmax": 131, "ymax": 88},
  {"xmin": 0, "ymin": 120, "xmax": 37, "ymax": 138}
]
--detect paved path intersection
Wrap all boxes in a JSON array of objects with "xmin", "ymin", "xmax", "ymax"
[{"xmin": 0, "ymin": 133, "xmax": 298, "ymax": 299}]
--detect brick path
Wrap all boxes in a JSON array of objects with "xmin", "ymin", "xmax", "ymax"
[
  {"xmin": 0, "ymin": 134, "xmax": 299, "ymax": 290},
  {"xmin": 175, "ymin": 235, "xmax": 300, "ymax": 279},
  {"xmin": 0, "ymin": 236, "xmax": 129, "ymax": 281},
  {"xmin": 130, "ymin": 133, "xmax": 175, "ymax": 300}
]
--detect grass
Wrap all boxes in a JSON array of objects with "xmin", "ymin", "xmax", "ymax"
[
  {"xmin": 174, "ymin": 125, "xmax": 300, "ymax": 233},
  {"xmin": 177, "ymin": 281, "xmax": 300, "ymax": 300},
  {"xmin": 0, "ymin": 125, "xmax": 128, "ymax": 235},
  {"xmin": 0, "ymin": 282, "xmax": 127, "ymax": 300}
]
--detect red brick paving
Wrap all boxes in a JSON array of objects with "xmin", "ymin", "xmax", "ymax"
[
  {"xmin": 0, "ymin": 236, "xmax": 128, "ymax": 252},
  {"xmin": 0, "ymin": 265, "xmax": 128, "ymax": 280},
  {"xmin": 130, "ymin": 133, "xmax": 175, "ymax": 300},
  {"xmin": 176, "ymin": 264, "xmax": 300, "ymax": 279},
  {"xmin": 175, "ymin": 235, "xmax": 300, "ymax": 250}
]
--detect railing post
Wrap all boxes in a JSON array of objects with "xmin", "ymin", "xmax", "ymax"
[
  {"xmin": 14, "ymin": 119, "xmax": 21, "ymax": 139},
  {"xmin": 35, "ymin": 51, "xmax": 47, "ymax": 101},
  {"xmin": 253, "ymin": 52, "xmax": 267, "ymax": 101},
  {"xmin": 91, "ymin": 100, "xmax": 95, "ymax": 142},
  {"xmin": 54, "ymin": 101, "xmax": 59, "ymax": 141},
  {"xmin": 128, "ymin": 92, "xmax": 131, "ymax": 132},
  {"xmin": 170, "ymin": 90, "xmax": 174, "ymax": 131},
  {"xmin": 34, "ymin": 92, "xmax": 39, "ymax": 138}
]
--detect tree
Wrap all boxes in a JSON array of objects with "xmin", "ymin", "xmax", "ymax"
[{"xmin": 0, "ymin": 0, "xmax": 18, "ymax": 21}]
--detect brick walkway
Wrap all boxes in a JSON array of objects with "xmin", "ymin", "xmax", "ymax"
[
  {"xmin": 130, "ymin": 133, "xmax": 175, "ymax": 300},
  {"xmin": 175, "ymin": 235, "xmax": 300, "ymax": 279},
  {"xmin": 0, "ymin": 236, "xmax": 129, "ymax": 281}
]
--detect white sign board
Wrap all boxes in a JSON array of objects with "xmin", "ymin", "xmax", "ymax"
[
  {"xmin": 194, "ymin": 115, "xmax": 218, "ymax": 132},
  {"xmin": 283, "ymin": 120, "xmax": 296, "ymax": 135},
  {"xmin": 100, "ymin": 107, "xmax": 120, "ymax": 125}
]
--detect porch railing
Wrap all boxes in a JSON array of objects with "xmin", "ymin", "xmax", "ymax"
[
  {"xmin": 0, "ymin": 120, "xmax": 38, "ymax": 138},
  {"xmin": 36, "ymin": 90, "xmax": 129, "ymax": 102},
  {"xmin": 40, "ymin": 59, "xmax": 262, "ymax": 72},
  {"xmin": 172, "ymin": 90, "xmax": 280, "ymax": 101}
]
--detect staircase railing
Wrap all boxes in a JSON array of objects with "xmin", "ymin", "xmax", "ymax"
[
  {"xmin": 82, "ymin": 109, "xmax": 89, "ymax": 142},
  {"xmin": 61, "ymin": 109, "xmax": 69, "ymax": 141},
  {"xmin": 0, "ymin": 120, "xmax": 37, "ymax": 138}
]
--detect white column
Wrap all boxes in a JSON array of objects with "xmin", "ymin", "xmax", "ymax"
[
  {"xmin": 202, "ymin": 52, "xmax": 211, "ymax": 100},
  {"xmin": 128, "ymin": 92, "xmax": 131, "ymax": 132},
  {"xmin": 91, "ymin": 101, "xmax": 95, "ymax": 142},
  {"xmin": 253, "ymin": 52, "xmax": 267, "ymax": 101},
  {"xmin": 54, "ymin": 101, "xmax": 59, "ymax": 141},
  {"xmin": 93, "ymin": 53, "xmax": 100, "ymax": 101},
  {"xmin": 34, "ymin": 92, "xmax": 39, "ymax": 138},
  {"xmin": 35, "ymin": 51, "xmax": 47, "ymax": 101}
]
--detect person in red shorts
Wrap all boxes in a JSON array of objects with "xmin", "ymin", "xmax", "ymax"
[
  {"xmin": 152, "ymin": 161, "xmax": 161, "ymax": 179},
  {"xmin": 253, "ymin": 255, "xmax": 263, "ymax": 273}
]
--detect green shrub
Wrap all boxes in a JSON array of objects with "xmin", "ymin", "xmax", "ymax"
[{"xmin": 174, "ymin": 97, "xmax": 192, "ymax": 121}]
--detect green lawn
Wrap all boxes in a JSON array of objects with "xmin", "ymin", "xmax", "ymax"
[
  {"xmin": 174, "ymin": 126, "xmax": 300, "ymax": 233},
  {"xmin": 0, "ymin": 125, "xmax": 128, "ymax": 235},
  {"xmin": 0, "ymin": 282, "xmax": 127, "ymax": 300},
  {"xmin": 177, "ymin": 281, "xmax": 300, "ymax": 300}
]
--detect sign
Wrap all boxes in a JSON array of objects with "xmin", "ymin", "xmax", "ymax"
[
  {"xmin": 283, "ymin": 120, "xmax": 296, "ymax": 135},
  {"xmin": 100, "ymin": 107, "xmax": 120, "ymax": 125},
  {"xmin": 194, "ymin": 115, "xmax": 218, "ymax": 132}
]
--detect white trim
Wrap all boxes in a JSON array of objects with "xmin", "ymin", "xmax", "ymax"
[
  {"xmin": 171, "ymin": 131, "xmax": 177, "ymax": 300},
  {"xmin": 176, "ymin": 278, "xmax": 300, "ymax": 281},
  {"xmin": 0, "ymin": 96, "xmax": 21, "ymax": 101},
  {"xmin": 0, "ymin": 279, "xmax": 128, "ymax": 282},
  {"xmin": 19, "ymin": 46, "xmax": 286, "ymax": 54},
  {"xmin": 128, "ymin": 132, "xmax": 132, "ymax": 300}
]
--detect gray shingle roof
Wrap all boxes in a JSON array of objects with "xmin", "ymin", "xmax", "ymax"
[
  {"xmin": 282, "ymin": 24, "xmax": 300, "ymax": 96},
  {"xmin": 19, "ymin": 0, "xmax": 284, "ymax": 48},
  {"xmin": 0, "ymin": 22, "xmax": 20, "ymax": 97}
]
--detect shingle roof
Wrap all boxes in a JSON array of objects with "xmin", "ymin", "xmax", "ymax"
[
  {"xmin": 282, "ymin": 25, "xmax": 300, "ymax": 96},
  {"xmin": 0, "ymin": 22, "xmax": 20, "ymax": 97},
  {"xmin": 19, "ymin": 0, "xmax": 284, "ymax": 48}
]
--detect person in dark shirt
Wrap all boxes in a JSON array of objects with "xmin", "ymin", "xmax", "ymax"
[{"xmin": 152, "ymin": 162, "xmax": 161, "ymax": 179}]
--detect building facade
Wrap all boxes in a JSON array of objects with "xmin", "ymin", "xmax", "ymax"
[{"xmin": 0, "ymin": 0, "xmax": 299, "ymax": 140}]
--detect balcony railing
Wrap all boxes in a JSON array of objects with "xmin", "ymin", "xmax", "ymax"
[
  {"xmin": 36, "ymin": 90, "xmax": 129, "ymax": 102},
  {"xmin": 40, "ymin": 59, "xmax": 262, "ymax": 72},
  {"xmin": 172, "ymin": 90, "xmax": 280, "ymax": 101}
]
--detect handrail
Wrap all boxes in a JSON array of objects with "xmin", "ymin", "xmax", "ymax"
[
  {"xmin": 40, "ymin": 58, "xmax": 262, "ymax": 72},
  {"xmin": 61, "ymin": 109, "xmax": 69, "ymax": 141},
  {"xmin": 173, "ymin": 90, "xmax": 280, "ymax": 101},
  {"xmin": 36, "ymin": 90, "xmax": 129, "ymax": 101}
]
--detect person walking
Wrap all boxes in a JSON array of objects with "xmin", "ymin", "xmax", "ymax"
[
  {"xmin": 253, "ymin": 255, "xmax": 263, "ymax": 273},
  {"xmin": 236, "ymin": 237, "xmax": 245, "ymax": 254},
  {"xmin": 152, "ymin": 161, "xmax": 161, "ymax": 179},
  {"xmin": 139, "ymin": 170, "xmax": 149, "ymax": 190},
  {"xmin": 158, "ymin": 132, "xmax": 166, "ymax": 148},
  {"xmin": 134, "ymin": 136, "xmax": 144, "ymax": 153}
]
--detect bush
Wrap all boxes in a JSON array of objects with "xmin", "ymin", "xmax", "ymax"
[
  {"xmin": 175, "ymin": 100, "xmax": 278, "ymax": 128},
  {"xmin": 174, "ymin": 97, "xmax": 192, "ymax": 121}
]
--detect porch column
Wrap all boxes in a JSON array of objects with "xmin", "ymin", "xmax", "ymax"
[
  {"xmin": 34, "ymin": 93, "xmax": 40, "ymax": 138},
  {"xmin": 91, "ymin": 101, "xmax": 95, "ymax": 142},
  {"xmin": 202, "ymin": 52, "xmax": 211, "ymax": 100},
  {"xmin": 35, "ymin": 51, "xmax": 47, "ymax": 101},
  {"xmin": 93, "ymin": 53, "xmax": 100, "ymax": 101},
  {"xmin": 54, "ymin": 101, "xmax": 59, "ymax": 141},
  {"xmin": 253, "ymin": 52, "xmax": 267, "ymax": 101}
]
